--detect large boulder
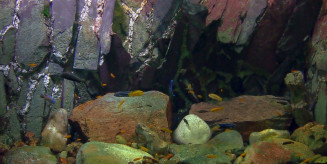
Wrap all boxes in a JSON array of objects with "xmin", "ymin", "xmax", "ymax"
[
  {"xmin": 69, "ymin": 91, "xmax": 172, "ymax": 143},
  {"xmin": 190, "ymin": 95, "xmax": 292, "ymax": 141},
  {"xmin": 3, "ymin": 146, "xmax": 57, "ymax": 164}
]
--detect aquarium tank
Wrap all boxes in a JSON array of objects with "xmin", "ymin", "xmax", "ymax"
[{"xmin": 1, "ymin": 0, "xmax": 327, "ymax": 163}]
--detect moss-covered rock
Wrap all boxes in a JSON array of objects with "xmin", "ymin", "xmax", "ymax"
[{"xmin": 3, "ymin": 146, "xmax": 57, "ymax": 164}]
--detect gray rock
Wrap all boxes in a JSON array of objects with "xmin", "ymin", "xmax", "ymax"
[
  {"xmin": 40, "ymin": 108, "xmax": 68, "ymax": 152},
  {"xmin": 98, "ymin": 0, "xmax": 115, "ymax": 55},
  {"xmin": 3, "ymin": 146, "xmax": 57, "ymax": 164},
  {"xmin": 3, "ymin": 107, "xmax": 21, "ymax": 142},
  {"xmin": 76, "ymin": 141, "xmax": 153, "ymax": 164},
  {"xmin": 0, "ymin": 29, "xmax": 16, "ymax": 65},
  {"xmin": 173, "ymin": 114, "xmax": 211, "ymax": 144},
  {"xmin": 52, "ymin": 0, "xmax": 76, "ymax": 62},
  {"xmin": 15, "ymin": 0, "xmax": 49, "ymax": 67},
  {"xmin": 0, "ymin": 0, "xmax": 15, "ymax": 28},
  {"xmin": 62, "ymin": 79, "xmax": 75, "ymax": 114},
  {"xmin": 249, "ymin": 129, "xmax": 290, "ymax": 145},
  {"xmin": 315, "ymin": 88, "xmax": 327, "ymax": 125},
  {"xmin": 25, "ymin": 80, "xmax": 46, "ymax": 139},
  {"xmin": 0, "ymin": 73, "xmax": 6, "ymax": 116},
  {"xmin": 47, "ymin": 62, "xmax": 64, "ymax": 75}
]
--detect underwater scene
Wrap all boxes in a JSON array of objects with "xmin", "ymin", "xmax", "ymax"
[{"xmin": 1, "ymin": 0, "xmax": 327, "ymax": 163}]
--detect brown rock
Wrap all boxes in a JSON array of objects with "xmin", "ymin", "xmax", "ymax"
[
  {"xmin": 69, "ymin": 91, "xmax": 172, "ymax": 143},
  {"xmin": 189, "ymin": 95, "xmax": 292, "ymax": 141}
]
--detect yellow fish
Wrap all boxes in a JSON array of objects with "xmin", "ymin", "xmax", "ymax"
[
  {"xmin": 64, "ymin": 135, "xmax": 71, "ymax": 139},
  {"xmin": 220, "ymin": 88, "xmax": 223, "ymax": 92},
  {"xmin": 295, "ymin": 153, "xmax": 303, "ymax": 157},
  {"xmin": 197, "ymin": 95, "xmax": 202, "ymax": 98},
  {"xmin": 96, "ymin": 95, "xmax": 102, "ymax": 99},
  {"xmin": 206, "ymin": 154, "xmax": 217, "ymax": 158},
  {"xmin": 102, "ymin": 83, "xmax": 107, "ymax": 87},
  {"xmin": 239, "ymin": 98, "xmax": 245, "ymax": 101},
  {"xmin": 28, "ymin": 63, "xmax": 37, "ymax": 67},
  {"xmin": 225, "ymin": 129, "xmax": 231, "ymax": 132},
  {"xmin": 211, "ymin": 125, "xmax": 220, "ymax": 132},
  {"xmin": 187, "ymin": 84, "xmax": 192, "ymax": 90},
  {"xmin": 210, "ymin": 107, "xmax": 224, "ymax": 112},
  {"xmin": 302, "ymin": 158, "xmax": 311, "ymax": 163},
  {"xmin": 110, "ymin": 73, "xmax": 115, "ymax": 78},
  {"xmin": 128, "ymin": 90, "xmax": 144, "ymax": 97},
  {"xmin": 75, "ymin": 138, "xmax": 82, "ymax": 142},
  {"xmin": 240, "ymin": 153, "xmax": 246, "ymax": 157},
  {"xmin": 118, "ymin": 99, "xmax": 125, "ymax": 108},
  {"xmin": 160, "ymin": 127, "xmax": 172, "ymax": 133},
  {"xmin": 276, "ymin": 112, "xmax": 282, "ymax": 116},
  {"xmin": 133, "ymin": 157, "xmax": 142, "ymax": 161},
  {"xmin": 188, "ymin": 90, "xmax": 195, "ymax": 94},
  {"xmin": 120, "ymin": 130, "xmax": 126, "ymax": 133},
  {"xmin": 139, "ymin": 146, "xmax": 149, "ymax": 152},
  {"xmin": 291, "ymin": 70, "xmax": 299, "ymax": 73},
  {"xmin": 208, "ymin": 93, "xmax": 222, "ymax": 101}
]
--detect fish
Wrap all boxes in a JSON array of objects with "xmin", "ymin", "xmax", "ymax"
[
  {"xmin": 59, "ymin": 157, "xmax": 67, "ymax": 164},
  {"xmin": 64, "ymin": 135, "xmax": 71, "ymax": 139},
  {"xmin": 74, "ymin": 93, "xmax": 80, "ymax": 100},
  {"xmin": 302, "ymin": 158, "xmax": 311, "ymax": 163},
  {"xmin": 183, "ymin": 118, "xmax": 189, "ymax": 125},
  {"xmin": 75, "ymin": 138, "xmax": 82, "ymax": 142},
  {"xmin": 208, "ymin": 93, "xmax": 223, "ymax": 101},
  {"xmin": 225, "ymin": 129, "xmax": 231, "ymax": 132},
  {"xmin": 59, "ymin": 72, "xmax": 85, "ymax": 83},
  {"xmin": 114, "ymin": 91, "xmax": 130, "ymax": 97},
  {"xmin": 187, "ymin": 84, "xmax": 192, "ymax": 90},
  {"xmin": 169, "ymin": 80, "xmax": 175, "ymax": 96},
  {"xmin": 128, "ymin": 90, "xmax": 144, "ymax": 97},
  {"xmin": 165, "ymin": 153, "xmax": 173, "ymax": 160},
  {"xmin": 148, "ymin": 124, "xmax": 154, "ymax": 128},
  {"xmin": 160, "ymin": 127, "xmax": 172, "ymax": 133},
  {"xmin": 295, "ymin": 153, "xmax": 303, "ymax": 157},
  {"xmin": 133, "ymin": 157, "xmax": 142, "ymax": 161},
  {"xmin": 120, "ymin": 130, "xmax": 126, "ymax": 133},
  {"xmin": 219, "ymin": 123, "xmax": 236, "ymax": 128},
  {"xmin": 220, "ymin": 88, "xmax": 223, "ymax": 92},
  {"xmin": 139, "ymin": 146, "xmax": 149, "ymax": 152},
  {"xmin": 240, "ymin": 153, "xmax": 246, "ymax": 157},
  {"xmin": 206, "ymin": 154, "xmax": 218, "ymax": 158},
  {"xmin": 110, "ymin": 73, "xmax": 115, "ymax": 78},
  {"xmin": 211, "ymin": 125, "xmax": 220, "ymax": 132},
  {"xmin": 210, "ymin": 107, "xmax": 224, "ymax": 112},
  {"xmin": 28, "ymin": 63, "xmax": 37, "ymax": 67},
  {"xmin": 291, "ymin": 70, "xmax": 299, "ymax": 73},
  {"xmin": 40, "ymin": 94, "xmax": 55, "ymax": 104},
  {"xmin": 102, "ymin": 83, "xmax": 107, "ymax": 87},
  {"xmin": 197, "ymin": 95, "xmax": 203, "ymax": 98},
  {"xmin": 118, "ymin": 99, "xmax": 125, "ymax": 108},
  {"xmin": 96, "ymin": 95, "xmax": 102, "ymax": 99},
  {"xmin": 188, "ymin": 90, "xmax": 195, "ymax": 94},
  {"xmin": 239, "ymin": 98, "xmax": 245, "ymax": 101},
  {"xmin": 282, "ymin": 141, "xmax": 294, "ymax": 145},
  {"xmin": 276, "ymin": 112, "xmax": 283, "ymax": 116}
]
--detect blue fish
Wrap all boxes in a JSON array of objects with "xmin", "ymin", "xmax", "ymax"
[
  {"xmin": 41, "ymin": 94, "xmax": 55, "ymax": 104},
  {"xmin": 114, "ymin": 91, "xmax": 130, "ymax": 97},
  {"xmin": 169, "ymin": 80, "xmax": 175, "ymax": 96},
  {"xmin": 218, "ymin": 123, "xmax": 236, "ymax": 128}
]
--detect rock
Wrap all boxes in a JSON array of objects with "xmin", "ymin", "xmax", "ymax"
[
  {"xmin": 69, "ymin": 91, "xmax": 172, "ymax": 143},
  {"xmin": 284, "ymin": 71, "xmax": 313, "ymax": 126},
  {"xmin": 249, "ymin": 129, "xmax": 290, "ymax": 145},
  {"xmin": 235, "ymin": 138, "xmax": 315, "ymax": 164},
  {"xmin": 173, "ymin": 114, "xmax": 211, "ymax": 144},
  {"xmin": 15, "ymin": 0, "xmax": 49, "ymax": 68},
  {"xmin": 115, "ymin": 135, "xmax": 127, "ymax": 145},
  {"xmin": 52, "ymin": 0, "xmax": 76, "ymax": 63},
  {"xmin": 135, "ymin": 123, "xmax": 168, "ymax": 154},
  {"xmin": 169, "ymin": 130, "xmax": 243, "ymax": 163},
  {"xmin": 62, "ymin": 79, "xmax": 75, "ymax": 114},
  {"xmin": 65, "ymin": 142, "xmax": 83, "ymax": 158},
  {"xmin": 40, "ymin": 108, "xmax": 68, "ymax": 152},
  {"xmin": 312, "ymin": 1, "xmax": 327, "ymax": 45},
  {"xmin": 190, "ymin": 95, "xmax": 292, "ymax": 141},
  {"xmin": 75, "ymin": 141, "xmax": 153, "ymax": 164},
  {"xmin": 245, "ymin": 0, "xmax": 297, "ymax": 72},
  {"xmin": 291, "ymin": 122, "xmax": 327, "ymax": 155},
  {"xmin": 0, "ymin": 74, "xmax": 6, "ymax": 116},
  {"xmin": 3, "ymin": 146, "xmax": 57, "ymax": 164},
  {"xmin": 0, "ymin": 28, "xmax": 16, "ymax": 65}
]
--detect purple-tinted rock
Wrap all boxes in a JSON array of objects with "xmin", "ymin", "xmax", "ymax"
[
  {"xmin": 245, "ymin": 0, "xmax": 297, "ymax": 72},
  {"xmin": 52, "ymin": 0, "xmax": 76, "ymax": 60},
  {"xmin": 312, "ymin": 1, "xmax": 327, "ymax": 45},
  {"xmin": 236, "ymin": 0, "xmax": 267, "ymax": 47},
  {"xmin": 98, "ymin": 0, "xmax": 115, "ymax": 55},
  {"xmin": 205, "ymin": 0, "xmax": 228, "ymax": 26},
  {"xmin": 15, "ymin": 0, "xmax": 49, "ymax": 67}
]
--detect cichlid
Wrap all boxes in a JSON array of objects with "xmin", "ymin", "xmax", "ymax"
[
  {"xmin": 40, "ymin": 94, "xmax": 55, "ymax": 104},
  {"xmin": 169, "ymin": 80, "xmax": 175, "ymax": 96}
]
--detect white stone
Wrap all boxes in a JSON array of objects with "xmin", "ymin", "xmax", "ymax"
[{"xmin": 173, "ymin": 114, "xmax": 212, "ymax": 144}]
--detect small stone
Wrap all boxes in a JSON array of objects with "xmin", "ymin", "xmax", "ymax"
[
  {"xmin": 116, "ymin": 135, "xmax": 127, "ymax": 145},
  {"xmin": 173, "ymin": 114, "xmax": 211, "ymax": 144}
]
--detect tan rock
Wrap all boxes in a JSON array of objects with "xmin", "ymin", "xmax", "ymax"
[{"xmin": 69, "ymin": 91, "xmax": 172, "ymax": 143}]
